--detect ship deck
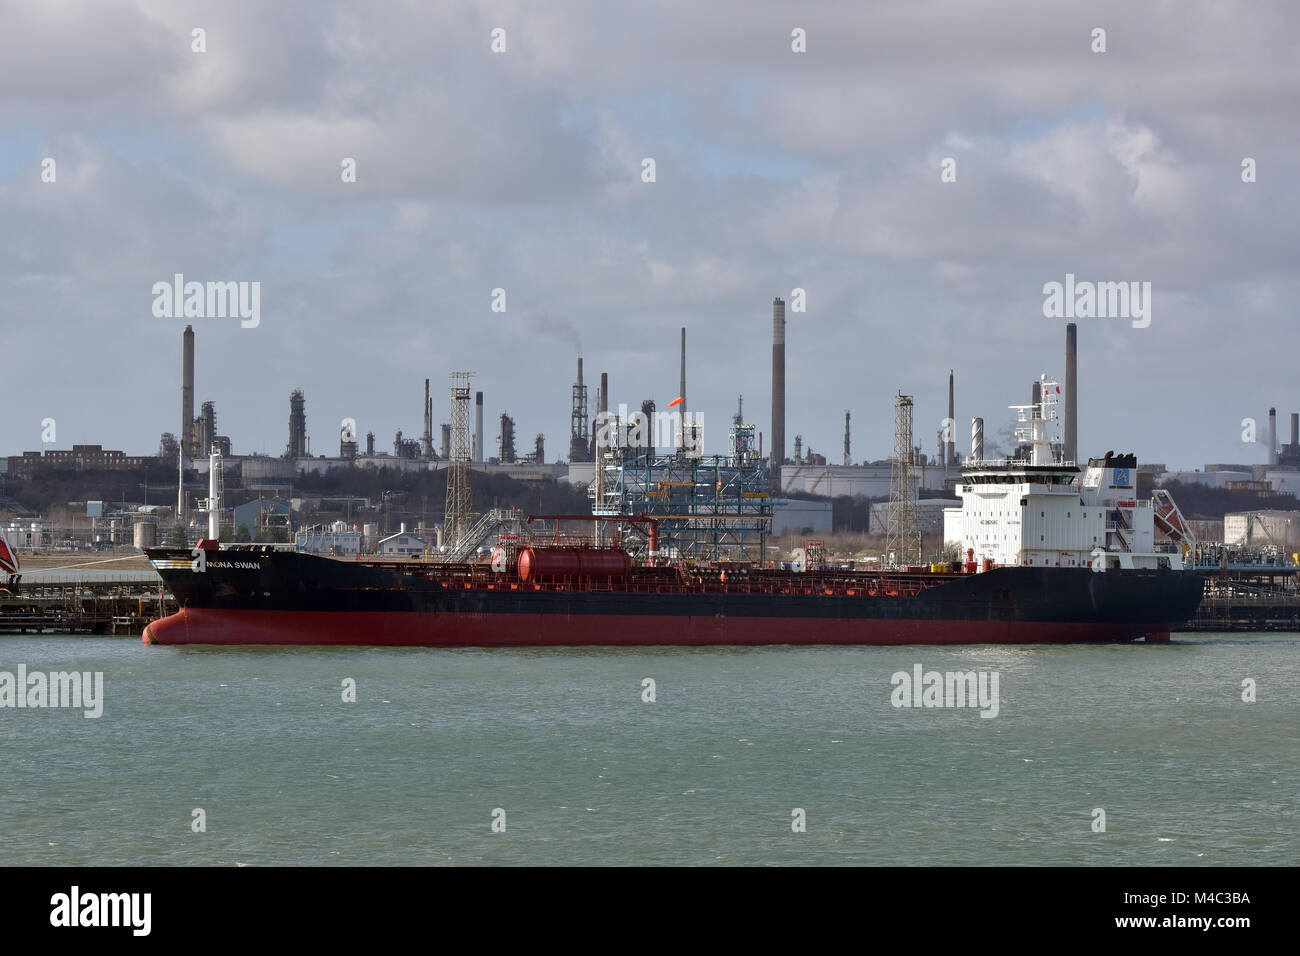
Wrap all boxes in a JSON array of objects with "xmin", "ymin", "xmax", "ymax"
[{"xmin": 358, "ymin": 557, "xmax": 967, "ymax": 597}]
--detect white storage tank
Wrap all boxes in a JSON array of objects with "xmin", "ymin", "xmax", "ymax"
[{"xmin": 133, "ymin": 521, "xmax": 157, "ymax": 550}]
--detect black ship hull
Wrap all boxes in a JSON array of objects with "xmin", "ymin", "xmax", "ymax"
[{"xmin": 142, "ymin": 547, "xmax": 1205, "ymax": 647}]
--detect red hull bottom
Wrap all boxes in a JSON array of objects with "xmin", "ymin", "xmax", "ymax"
[{"xmin": 142, "ymin": 608, "xmax": 1172, "ymax": 647}]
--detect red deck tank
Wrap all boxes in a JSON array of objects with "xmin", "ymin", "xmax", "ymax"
[{"xmin": 517, "ymin": 547, "xmax": 632, "ymax": 583}]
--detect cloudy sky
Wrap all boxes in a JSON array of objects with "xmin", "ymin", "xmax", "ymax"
[{"xmin": 2, "ymin": 0, "xmax": 1297, "ymax": 471}]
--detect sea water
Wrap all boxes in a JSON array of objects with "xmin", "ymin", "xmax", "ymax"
[{"xmin": 1, "ymin": 634, "xmax": 1295, "ymax": 865}]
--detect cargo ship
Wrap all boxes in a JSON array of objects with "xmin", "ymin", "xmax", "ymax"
[
  {"xmin": 142, "ymin": 382, "xmax": 1204, "ymax": 647},
  {"xmin": 141, "ymin": 546, "xmax": 1201, "ymax": 647}
]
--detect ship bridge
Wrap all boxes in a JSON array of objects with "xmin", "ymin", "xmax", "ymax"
[{"xmin": 943, "ymin": 377, "xmax": 1189, "ymax": 571}]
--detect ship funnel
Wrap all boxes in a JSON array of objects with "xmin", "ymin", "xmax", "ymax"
[{"xmin": 972, "ymin": 417, "xmax": 984, "ymax": 462}]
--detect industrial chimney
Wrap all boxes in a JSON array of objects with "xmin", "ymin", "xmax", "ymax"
[
  {"xmin": 591, "ymin": 371, "xmax": 609, "ymax": 459},
  {"xmin": 1268, "ymin": 407, "xmax": 1278, "ymax": 465},
  {"xmin": 286, "ymin": 389, "xmax": 307, "ymax": 458},
  {"xmin": 843, "ymin": 410, "xmax": 851, "ymax": 467},
  {"xmin": 641, "ymin": 399, "xmax": 657, "ymax": 459},
  {"xmin": 679, "ymin": 328, "xmax": 687, "ymax": 419},
  {"xmin": 570, "ymin": 359, "xmax": 590, "ymax": 462},
  {"xmin": 771, "ymin": 297, "xmax": 786, "ymax": 473},
  {"xmin": 181, "ymin": 325, "xmax": 194, "ymax": 460},
  {"xmin": 474, "ymin": 392, "xmax": 484, "ymax": 463},
  {"xmin": 946, "ymin": 370, "xmax": 956, "ymax": 468},
  {"xmin": 1064, "ymin": 323, "xmax": 1078, "ymax": 465},
  {"xmin": 677, "ymin": 329, "xmax": 688, "ymax": 453},
  {"xmin": 1291, "ymin": 412, "xmax": 1299, "ymax": 449},
  {"xmin": 422, "ymin": 379, "xmax": 433, "ymax": 459}
]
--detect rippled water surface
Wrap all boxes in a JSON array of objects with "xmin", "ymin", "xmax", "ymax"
[{"xmin": 2, "ymin": 633, "xmax": 1295, "ymax": 865}]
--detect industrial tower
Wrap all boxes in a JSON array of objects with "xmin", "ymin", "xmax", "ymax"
[
  {"xmin": 445, "ymin": 372, "xmax": 474, "ymax": 548},
  {"xmin": 181, "ymin": 325, "xmax": 195, "ymax": 460},
  {"xmin": 569, "ymin": 358, "xmax": 590, "ymax": 462},
  {"xmin": 286, "ymin": 389, "xmax": 307, "ymax": 458},
  {"xmin": 886, "ymin": 393, "xmax": 921, "ymax": 567},
  {"xmin": 498, "ymin": 412, "xmax": 517, "ymax": 463},
  {"xmin": 770, "ymin": 299, "xmax": 785, "ymax": 473}
]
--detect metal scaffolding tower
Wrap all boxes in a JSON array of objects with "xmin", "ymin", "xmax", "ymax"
[
  {"xmin": 596, "ymin": 415, "xmax": 770, "ymax": 564},
  {"xmin": 445, "ymin": 372, "xmax": 474, "ymax": 548},
  {"xmin": 886, "ymin": 393, "xmax": 921, "ymax": 567}
]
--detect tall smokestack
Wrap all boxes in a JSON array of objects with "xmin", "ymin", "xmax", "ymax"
[
  {"xmin": 1064, "ymin": 322, "xmax": 1078, "ymax": 464},
  {"xmin": 771, "ymin": 297, "xmax": 785, "ymax": 473},
  {"xmin": 641, "ymin": 399, "xmax": 656, "ymax": 459},
  {"xmin": 972, "ymin": 417, "xmax": 984, "ymax": 462},
  {"xmin": 181, "ymin": 325, "xmax": 194, "ymax": 459},
  {"xmin": 440, "ymin": 424, "xmax": 450, "ymax": 460},
  {"xmin": 594, "ymin": 371, "xmax": 608, "ymax": 459},
  {"xmin": 474, "ymin": 392, "xmax": 484, "ymax": 463},
  {"xmin": 678, "ymin": 329, "xmax": 687, "ymax": 452},
  {"xmin": 422, "ymin": 379, "xmax": 433, "ymax": 459},
  {"xmin": 176, "ymin": 445, "xmax": 185, "ymax": 524},
  {"xmin": 946, "ymin": 369, "xmax": 955, "ymax": 468},
  {"xmin": 1291, "ymin": 413, "xmax": 1298, "ymax": 448},
  {"xmin": 843, "ymin": 410, "xmax": 851, "ymax": 467},
  {"xmin": 679, "ymin": 328, "xmax": 686, "ymax": 419},
  {"xmin": 1268, "ymin": 407, "xmax": 1278, "ymax": 465}
]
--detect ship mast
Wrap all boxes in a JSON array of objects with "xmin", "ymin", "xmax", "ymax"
[{"xmin": 1009, "ymin": 374, "xmax": 1063, "ymax": 466}]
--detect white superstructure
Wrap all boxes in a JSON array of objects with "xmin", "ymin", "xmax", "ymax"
[{"xmin": 943, "ymin": 376, "xmax": 1194, "ymax": 571}]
